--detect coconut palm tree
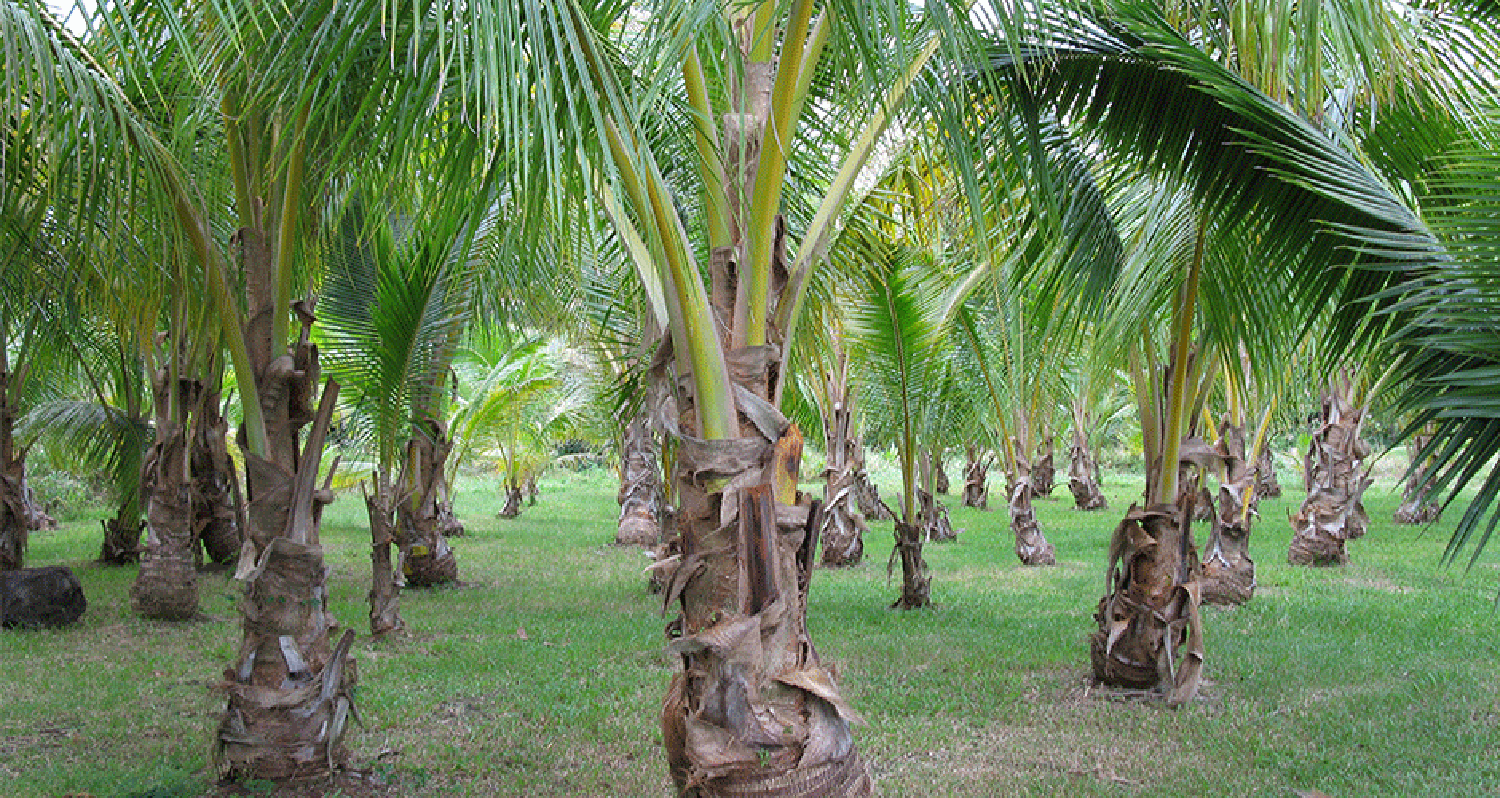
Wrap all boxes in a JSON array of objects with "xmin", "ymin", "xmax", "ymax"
[
  {"xmin": 321, "ymin": 190, "xmax": 489, "ymax": 628},
  {"xmin": 478, "ymin": 4, "xmax": 996, "ymax": 789},
  {"xmin": 951, "ymin": 0, "xmax": 1471, "ymax": 702},
  {"xmin": 2, "ymin": 0, "xmax": 486, "ymax": 777},
  {"xmin": 448, "ymin": 333, "xmax": 574, "ymax": 520},
  {"xmin": 849, "ymin": 246, "xmax": 948, "ymax": 608}
]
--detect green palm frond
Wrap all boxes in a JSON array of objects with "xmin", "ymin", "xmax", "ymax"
[
  {"xmin": 976, "ymin": 3, "xmax": 1443, "ymax": 356},
  {"xmin": 848, "ymin": 244, "xmax": 947, "ymax": 521},
  {"xmin": 1389, "ymin": 118, "xmax": 1500, "ymax": 566},
  {"xmin": 21, "ymin": 398, "xmax": 152, "ymax": 506},
  {"xmin": 320, "ymin": 198, "xmax": 477, "ymax": 472}
]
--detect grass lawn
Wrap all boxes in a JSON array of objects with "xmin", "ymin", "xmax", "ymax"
[{"xmin": 2, "ymin": 465, "xmax": 1498, "ymax": 796}]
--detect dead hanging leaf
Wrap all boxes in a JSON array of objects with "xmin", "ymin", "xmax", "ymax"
[
  {"xmin": 515, "ymin": 626, "xmax": 528, "ymax": 641},
  {"xmin": 776, "ymin": 666, "xmax": 863, "ymax": 725}
]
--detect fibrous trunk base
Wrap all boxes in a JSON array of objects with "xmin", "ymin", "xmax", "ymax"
[
  {"xmin": 498, "ymin": 485, "xmax": 523, "ymax": 519},
  {"xmin": 132, "ymin": 427, "xmax": 199, "ymax": 620},
  {"xmin": 1288, "ymin": 381, "xmax": 1370, "ymax": 567},
  {"xmin": 961, "ymin": 449, "xmax": 989, "ymax": 510},
  {"xmin": 891, "ymin": 520, "xmax": 931, "ymax": 609},
  {"xmin": 218, "ymin": 540, "xmax": 355, "ymax": 780},
  {"xmin": 1009, "ymin": 478, "xmax": 1055, "ymax": 567},
  {"xmin": 98, "ymin": 516, "xmax": 144, "ymax": 564},
  {"xmin": 820, "ymin": 469, "xmax": 867, "ymax": 567},
  {"xmin": 660, "ymin": 416, "xmax": 870, "ymax": 796},
  {"xmin": 364, "ymin": 492, "xmax": 403, "ymax": 637},
  {"xmin": 1090, "ymin": 504, "xmax": 1202, "ymax": 704}
]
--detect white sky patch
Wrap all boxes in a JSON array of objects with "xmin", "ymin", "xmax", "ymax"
[{"xmin": 45, "ymin": 0, "xmax": 92, "ymax": 37}]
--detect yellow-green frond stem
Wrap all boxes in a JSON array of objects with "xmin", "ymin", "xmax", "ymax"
[
  {"xmin": 602, "ymin": 120, "xmax": 734, "ymax": 440},
  {"xmin": 683, "ymin": 49, "xmax": 731, "ymax": 251},
  {"xmin": 776, "ymin": 31, "xmax": 942, "ymax": 354},
  {"xmin": 738, "ymin": 0, "xmax": 815, "ymax": 348},
  {"xmin": 1156, "ymin": 221, "xmax": 1206, "ymax": 506},
  {"xmin": 271, "ymin": 98, "xmax": 312, "ymax": 351}
]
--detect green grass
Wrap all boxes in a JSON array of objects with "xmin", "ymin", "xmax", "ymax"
[{"xmin": 3, "ymin": 466, "xmax": 1498, "ymax": 796}]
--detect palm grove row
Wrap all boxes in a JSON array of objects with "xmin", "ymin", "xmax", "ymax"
[{"xmin": 3, "ymin": 0, "xmax": 1498, "ymax": 794}]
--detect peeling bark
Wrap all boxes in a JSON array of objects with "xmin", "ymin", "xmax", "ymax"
[
  {"xmin": 1066, "ymin": 429, "xmax": 1107, "ymax": 511},
  {"xmin": 1008, "ymin": 477, "xmax": 1054, "ymax": 566},
  {"xmin": 1254, "ymin": 446, "xmax": 1281, "ymax": 499},
  {"xmin": 216, "ymin": 279, "xmax": 353, "ymax": 781},
  {"xmin": 890, "ymin": 519, "xmax": 931, "ymax": 609},
  {"xmin": 1201, "ymin": 421, "xmax": 1255, "ymax": 606},
  {"xmin": 1007, "ymin": 444, "xmax": 1055, "ymax": 566},
  {"xmin": 131, "ymin": 367, "xmax": 200, "ymax": 619},
  {"xmin": 131, "ymin": 419, "xmax": 199, "ymax": 620},
  {"xmin": 364, "ymin": 486, "xmax": 404, "ymax": 638},
  {"xmin": 852, "ymin": 465, "xmax": 889, "ymax": 522},
  {"xmin": 961, "ymin": 445, "xmax": 990, "ymax": 510},
  {"xmin": 395, "ymin": 421, "xmax": 459, "ymax": 587},
  {"xmin": 1394, "ymin": 433, "xmax": 1440, "ymax": 525},
  {"xmin": 819, "ymin": 389, "xmax": 866, "ymax": 567},
  {"xmin": 1032, "ymin": 435, "xmax": 1056, "ymax": 498},
  {"xmin": 193, "ymin": 389, "xmax": 244, "ymax": 566},
  {"xmin": 497, "ymin": 482, "xmax": 524, "ymax": 519},
  {"xmin": 1288, "ymin": 380, "xmax": 1371, "ymax": 566},
  {"xmin": 919, "ymin": 487, "xmax": 957, "ymax": 543},
  {"xmin": 1090, "ymin": 502, "xmax": 1203, "ymax": 704},
  {"xmin": 616, "ymin": 415, "xmax": 661, "ymax": 546},
  {"xmin": 659, "ymin": 342, "xmax": 869, "ymax": 796}
]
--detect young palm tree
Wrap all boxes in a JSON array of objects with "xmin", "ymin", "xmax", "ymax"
[
  {"xmin": 849, "ymin": 247, "xmax": 947, "ymax": 608},
  {"xmin": 448, "ymin": 334, "xmax": 573, "ymax": 521},
  {"xmin": 3, "ymin": 0, "xmax": 482, "ymax": 777},
  {"xmin": 485, "ymin": 4, "xmax": 993, "ymax": 789},
  {"xmin": 321, "ymin": 194, "xmax": 485, "ymax": 629}
]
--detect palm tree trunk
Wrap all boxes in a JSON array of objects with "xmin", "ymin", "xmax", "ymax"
[
  {"xmin": 364, "ymin": 484, "xmax": 404, "ymax": 638},
  {"xmin": 1066, "ymin": 428, "xmax": 1108, "ymax": 511},
  {"xmin": 1089, "ymin": 502, "xmax": 1204, "ymax": 703},
  {"xmin": 961, "ymin": 444, "xmax": 990, "ymax": 510},
  {"xmin": 932, "ymin": 448, "xmax": 950, "ymax": 494},
  {"xmin": 0, "ymin": 363, "xmax": 32, "ymax": 572},
  {"xmin": 1032, "ymin": 435, "xmax": 1057, "ymax": 498},
  {"xmin": 193, "ymin": 386, "xmax": 244, "ymax": 566},
  {"xmin": 1092, "ymin": 251, "xmax": 1207, "ymax": 704},
  {"xmin": 216, "ymin": 280, "xmax": 354, "ymax": 779},
  {"xmin": 1201, "ymin": 420, "xmax": 1255, "ymax": 605},
  {"xmin": 1288, "ymin": 377, "xmax": 1372, "ymax": 566},
  {"xmin": 395, "ymin": 421, "xmax": 459, "ymax": 587},
  {"xmin": 662, "ymin": 383, "xmax": 871, "ymax": 794},
  {"xmin": 498, "ymin": 481, "xmax": 523, "ymax": 518},
  {"xmin": 1394, "ymin": 433, "xmax": 1440, "ymax": 524},
  {"xmin": 131, "ymin": 416, "xmax": 198, "ymax": 619},
  {"xmin": 919, "ymin": 487, "xmax": 957, "ymax": 542},
  {"xmin": 851, "ymin": 443, "xmax": 891, "ymax": 522},
  {"xmin": 616, "ymin": 414, "xmax": 661, "ymax": 546},
  {"xmin": 819, "ymin": 382, "xmax": 867, "ymax": 566},
  {"xmin": 1008, "ymin": 441, "xmax": 1056, "ymax": 566},
  {"xmin": 1254, "ymin": 445, "xmax": 1282, "ymax": 499},
  {"xmin": 919, "ymin": 450, "xmax": 957, "ymax": 542},
  {"xmin": 891, "ymin": 518, "xmax": 932, "ymax": 609},
  {"xmin": 131, "ymin": 366, "xmax": 199, "ymax": 619}
]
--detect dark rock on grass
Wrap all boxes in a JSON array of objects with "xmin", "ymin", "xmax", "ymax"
[{"xmin": 1, "ymin": 566, "xmax": 87, "ymax": 629}]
